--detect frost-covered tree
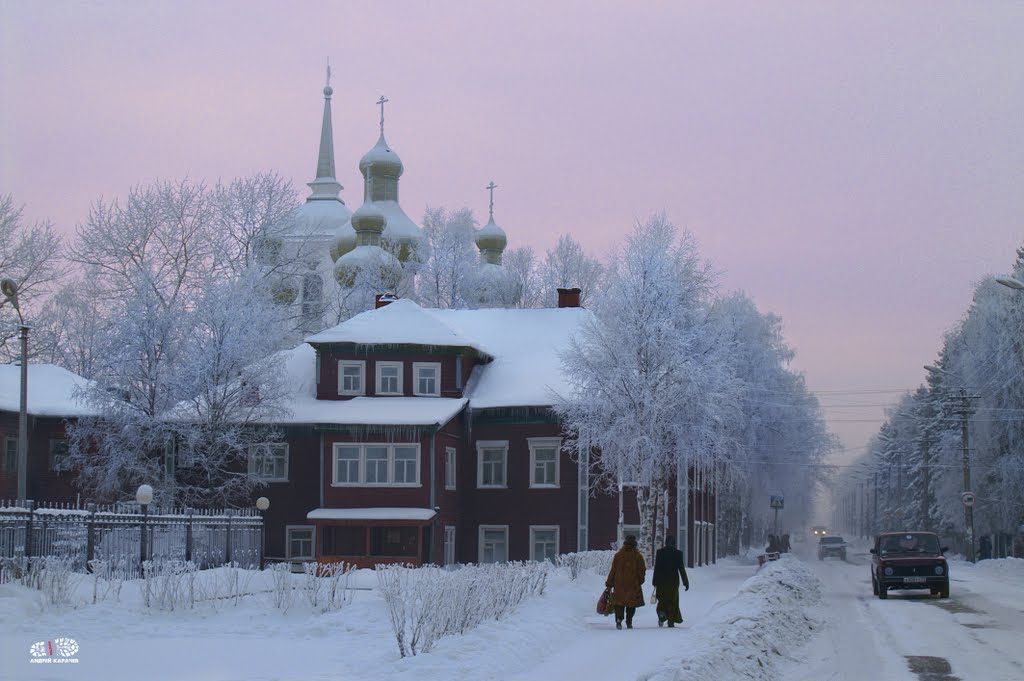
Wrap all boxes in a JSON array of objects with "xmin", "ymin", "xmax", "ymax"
[
  {"xmin": 504, "ymin": 246, "xmax": 543, "ymax": 309},
  {"xmin": 0, "ymin": 194, "xmax": 66, "ymax": 362},
  {"xmin": 415, "ymin": 207, "xmax": 477, "ymax": 309},
  {"xmin": 541, "ymin": 234, "xmax": 603, "ymax": 307},
  {"xmin": 62, "ymin": 177, "xmax": 297, "ymax": 506},
  {"xmin": 556, "ymin": 214, "xmax": 739, "ymax": 562}
]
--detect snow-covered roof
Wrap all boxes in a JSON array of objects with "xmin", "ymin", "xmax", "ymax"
[
  {"xmin": 432, "ymin": 307, "xmax": 591, "ymax": 408},
  {"xmin": 277, "ymin": 344, "xmax": 467, "ymax": 426},
  {"xmin": 376, "ymin": 200, "xmax": 421, "ymax": 243},
  {"xmin": 306, "ymin": 299, "xmax": 489, "ymax": 354},
  {"xmin": 0, "ymin": 363, "xmax": 98, "ymax": 417},
  {"xmin": 306, "ymin": 507, "xmax": 436, "ymax": 522}
]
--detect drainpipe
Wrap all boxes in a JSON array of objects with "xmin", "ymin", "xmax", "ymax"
[{"xmin": 428, "ymin": 426, "xmax": 437, "ymax": 564}]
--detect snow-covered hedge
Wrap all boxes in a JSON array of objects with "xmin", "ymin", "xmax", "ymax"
[
  {"xmin": 376, "ymin": 561, "xmax": 549, "ymax": 657},
  {"xmin": 555, "ymin": 550, "xmax": 615, "ymax": 580},
  {"xmin": 640, "ymin": 556, "xmax": 822, "ymax": 681}
]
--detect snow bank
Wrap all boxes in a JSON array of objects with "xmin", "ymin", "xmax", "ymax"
[{"xmin": 640, "ymin": 555, "xmax": 822, "ymax": 681}]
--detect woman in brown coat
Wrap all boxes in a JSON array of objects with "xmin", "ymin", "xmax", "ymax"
[{"xmin": 605, "ymin": 534, "xmax": 646, "ymax": 629}]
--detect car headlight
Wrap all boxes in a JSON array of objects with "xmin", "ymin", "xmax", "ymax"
[
  {"xmin": 934, "ymin": 565, "xmax": 944, "ymax": 576},
  {"xmin": 884, "ymin": 567, "xmax": 894, "ymax": 576}
]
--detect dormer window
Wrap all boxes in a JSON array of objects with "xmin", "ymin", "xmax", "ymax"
[
  {"xmin": 413, "ymin": 362, "xmax": 441, "ymax": 397},
  {"xmin": 338, "ymin": 360, "xmax": 365, "ymax": 396},
  {"xmin": 376, "ymin": 361, "xmax": 403, "ymax": 395}
]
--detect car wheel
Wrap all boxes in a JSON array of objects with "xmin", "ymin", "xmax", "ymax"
[
  {"xmin": 877, "ymin": 584, "xmax": 887, "ymax": 600},
  {"xmin": 872, "ymin": 578, "xmax": 878, "ymax": 595},
  {"xmin": 939, "ymin": 582, "xmax": 949, "ymax": 599}
]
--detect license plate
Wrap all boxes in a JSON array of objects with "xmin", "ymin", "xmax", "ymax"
[{"xmin": 903, "ymin": 576, "xmax": 926, "ymax": 583}]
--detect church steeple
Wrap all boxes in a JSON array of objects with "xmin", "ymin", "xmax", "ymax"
[
  {"xmin": 308, "ymin": 60, "xmax": 345, "ymax": 202},
  {"xmin": 476, "ymin": 181, "xmax": 508, "ymax": 265}
]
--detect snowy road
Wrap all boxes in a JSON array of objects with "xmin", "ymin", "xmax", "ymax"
[{"xmin": 781, "ymin": 545, "xmax": 1024, "ymax": 681}]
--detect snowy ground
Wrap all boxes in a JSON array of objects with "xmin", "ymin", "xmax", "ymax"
[
  {"xmin": 11, "ymin": 546, "xmax": 1018, "ymax": 681},
  {"xmin": 780, "ymin": 541, "xmax": 1024, "ymax": 681},
  {"xmin": 0, "ymin": 556, "xmax": 817, "ymax": 681}
]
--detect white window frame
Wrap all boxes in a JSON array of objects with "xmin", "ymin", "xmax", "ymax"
[
  {"xmin": 530, "ymin": 525, "xmax": 560, "ymax": 562},
  {"xmin": 528, "ymin": 437, "xmax": 561, "ymax": 488},
  {"xmin": 331, "ymin": 443, "xmax": 422, "ymax": 487},
  {"xmin": 375, "ymin": 361, "xmax": 404, "ymax": 396},
  {"xmin": 479, "ymin": 525, "xmax": 509, "ymax": 564},
  {"xmin": 445, "ymin": 446, "xmax": 457, "ymax": 490},
  {"xmin": 412, "ymin": 361, "xmax": 442, "ymax": 397},
  {"xmin": 248, "ymin": 443, "xmax": 289, "ymax": 482},
  {"xmin": 338, "ymin": 360, "xmax": 366, "ymax": 396},
  {"xmin": 443, "ymin": 525, "xmax": 456, "ymax": 566},
  {"xmin": 476, "ymin": 440, "xmax": 508, "ymax": 488},
  {"xmin": 286, "ymin": 525, "xmax": 315, "ymax": 560}
]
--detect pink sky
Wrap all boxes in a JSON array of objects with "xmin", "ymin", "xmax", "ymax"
[{"xmin": 2, "ymin": 1, "xmax": 1023, "ymax": 462}]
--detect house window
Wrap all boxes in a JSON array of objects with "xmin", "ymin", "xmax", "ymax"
[
  {"xmin": 370, "ymin": 527, "xmax": 419, "ymax": 557},
  {"xmin": 444, "ymin": 447, "xmax": 457, "ymax": 490},
  {"xmin": 248, "ymin": 443, "xmax": 288, "ymax": 481},
  {"xmin": 49, "ymin": 439, "xmax": 70, "ymax": 472},
  {"xmin": 332, "ymin": 443, "xmax": 421, "ymax": 486},
  {"xmin": 376, "ymin": 361, "xmax": 403, "ymax": 395},
  {"xmin": 476, "ymin": 441, "xmax": 508, "ymax": 488},
  {"xmin": 413, "ymin": 362, "xmax": 441, "ymax": 396},
  {"xmin": 338, "ymin": 361, "xmax": 365, "ymax": 395},
  {"xmin": 287, "ymin": 526, "xmax": 315, "ymax": 560},
  {"xmin": 321, "ymin": 526, "xmax": 366, "ymax": 556},
  {"xmin": 3, "ymin": 436, "xmax": 16, "ymax": 473},
  {"xmin": 393, "ymin": 446, "xmax": 418, "ymax": 484},
  {"xmin": 530, "ymin": 526, "xmax": 560, "ymax": 562},
  {"xmin": 479, "ymin": 525, "xmax": 508, "ymax": 563},
  {"xmin": 443, "ymin": 525, "xmax": 456, "ymax": 565},
  {"xmin": 529, "ymin": 438, "xmax": 561, "ymax": 488}
]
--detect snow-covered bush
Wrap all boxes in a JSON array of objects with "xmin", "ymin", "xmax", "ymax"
[
  {"xmin": 376, "ymin": 561, "xmax": 550, "ymax": 657},
  {"xmin": 269, "ymin": 562, "xmax": 295, "ymax": 612},
  {"xmin": 88, "ymin": 558, "xmax": 129, "ymax": 604},
  {"xmin": 556, "ymin": 550, "xmax": 615, "ymax": 580},
  {"xmin": 142, "ymin": 559, "xmax": 198, "ymax": 611}
]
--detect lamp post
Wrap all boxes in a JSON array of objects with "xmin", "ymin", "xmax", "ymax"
[
  {"xmin": 256, "ymin": 496, "xmax": 270, "ymax": 569},
  {"xmin": 136, "ymin": 484, "xmax": 154, "ymax": 571},
  {"xmin": 924, "ymin": 364, "xmax": 976, "ymax": 562},
  {"xmin": 1, "ymin": 278, "xmax": 29, "ymax": 502}
]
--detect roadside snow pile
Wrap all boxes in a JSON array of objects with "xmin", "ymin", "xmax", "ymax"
[
  {"xmin": 640, "ymin": 555, "xmax": 822, "ymax": 681},
  {"xmin": 957, "ymin": 556, "xmax": 1024, "ymax": 585}
]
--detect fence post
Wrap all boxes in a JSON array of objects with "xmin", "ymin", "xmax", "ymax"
[
  {"xmin": 225, "ymin": 510, "xmax": 233, "ymax": 565},
  {"xmin": 23, "ymin": 500, "xmax": 35, "ymax": 570},
  {"xmin": 85, "ymin": 503, "xmax": 96, "ymax": 571},
  {"xmin": 185, "ymin": 509, "xmax": 193, "ymax": 563}
]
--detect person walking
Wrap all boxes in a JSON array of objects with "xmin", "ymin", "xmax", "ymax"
[
  {"xmin": 606, "ymin": 534, "xmax": 646, "ymax": 629},
  {"xmin": 652, "ymin": 536, "xmax": 689, "ymax": 627}
]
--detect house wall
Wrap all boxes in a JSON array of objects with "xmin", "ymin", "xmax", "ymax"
[
  {"xmin": 0, "ymin": 410, "xmax": 78, "ymax": 503},
  {"xmin": 250, "ymin": 426, "xmax": 321, "ymax": 561}
]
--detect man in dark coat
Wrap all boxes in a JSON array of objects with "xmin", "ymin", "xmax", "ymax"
[
  {"xmin": 652, "ymin": 536, "xmax": 689, "ymax": 627},
  {"xmin": 606, "ymin": 534, "xmax": 646, "ymax": 629}
]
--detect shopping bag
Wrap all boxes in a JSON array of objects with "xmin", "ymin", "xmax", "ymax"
[
  {"xmin": 596, "ymin": 588, "xmax": 612, "ymax": 616},
  {"xmin": 650, "ymin": 588, "xmax": 658, "ymax": 605}
]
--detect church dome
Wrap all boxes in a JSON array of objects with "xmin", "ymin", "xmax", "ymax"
[
  {"xmin": 291, "ymin": 198, "xmax": 352, "ymax": 241},
  {"xmin": 359, "ymin": 134, "xmax": 404, "ymax": 178},
  {"xmin": 475, "ymin": 215, "xmax": 508, "ymax": 253},
  {"xmin": 333, "ymin": 244, "xmax": 403, "ymax": 289},
  {"xmin": 351, "ymin": 202, "xmax": 387, "ymax": 235},
  {"xmin": 330, "ymin": 220, "xmax": 357, "ymax": 260},
  {"xmin": 461, "ymin": 262, "xmax": 522, "ymax": 309}
]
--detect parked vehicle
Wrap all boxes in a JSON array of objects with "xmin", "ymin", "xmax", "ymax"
[
  {"xmin": 818, "ymin": 535, "xmax": 847, "ymax": 561},
  {"xmin": 870, "ymin": 532, "xmax": 949, "ymax": 600},
  {"xmin": 812, "ymin": 526, "xmax": 828, "ymax": 537}
]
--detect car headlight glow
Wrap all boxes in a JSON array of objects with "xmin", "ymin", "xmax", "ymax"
[
  {"xmin": 884, "ymin": 567, "xmax": 894, "ymax": 576},
  {"xmin": 935, "ymin": 565, "xmax": 944, "ymax": 575}
]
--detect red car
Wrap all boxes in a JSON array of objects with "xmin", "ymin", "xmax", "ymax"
[{"xmin": 870, "ymin": 531, "xmax": 949, "ymax": 599}]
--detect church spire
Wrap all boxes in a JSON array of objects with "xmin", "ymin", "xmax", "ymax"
[
  {"xmin": 308, "ymin": 59, "xmax": 344, "ymax": 202},
  {"xmin": 476, "ymin": 180, "xmax": 508, "ymax": 265}
]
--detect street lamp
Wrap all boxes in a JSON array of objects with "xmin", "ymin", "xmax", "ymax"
[
  {"xmin": 1, "ymin": 278, "xmax": 29, "ymax": 502},
  {"xmin": 136, "ymin": 484, "xmax": 154, "ymax": 571},
  {"xmin": 256, "ymin": 496, "xmax": 270, "ymax": 569},
  {"xmin": 923, "ymin": 364, "xmax": 976, "ymax": 562}
]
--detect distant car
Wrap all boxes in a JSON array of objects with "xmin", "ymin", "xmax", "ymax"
[
  {"xmin": 870, "ymin": 531, "xmax": 949, "ymax": 599},
  {"xmin": 812, "ymin": 526, "xmax": 827, "ymax": 537},
  {"xmin": 818, "ymin": 536, "xmax": 847, "ymax": 561}
]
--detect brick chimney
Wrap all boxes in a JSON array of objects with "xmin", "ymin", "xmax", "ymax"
[
  {"xmin": 375, "ymin": 293, "xmax": 399, "ymax": 309},
  {"xmin": 556, "ymin": 287, "xmax": 581, "ymax": 308}
]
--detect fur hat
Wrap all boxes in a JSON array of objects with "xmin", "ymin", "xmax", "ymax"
[
  {"xmin": 665, "ymin": 536, "xmax": 676, "ymax": 547},
  {"xmin": 623, "ymin": 534, "xmax": 638, "ymax": 547}
]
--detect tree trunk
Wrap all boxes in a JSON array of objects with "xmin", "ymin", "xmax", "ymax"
[
  {"xmin": 654, "ymin": 484, "xmax": 668, "ymax": 554},
  {"xmin": 636, "ymin": 485, "xmax": 658, "ymax": 564}
]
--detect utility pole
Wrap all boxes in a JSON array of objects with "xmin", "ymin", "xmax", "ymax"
[{"xmin": 957, "ymin": 388, "xmax": 976, "ymax": 563}]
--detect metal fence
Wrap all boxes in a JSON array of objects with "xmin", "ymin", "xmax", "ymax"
[{"xmin": 0, "ymin": 499, "xmax": 263, "ymax": 579}]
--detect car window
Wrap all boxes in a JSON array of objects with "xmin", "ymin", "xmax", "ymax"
[
  {"xmin": 879, "ymin": 533, "xmax": 940, "ymax": 555},
  {"xmin": 821, "ymin": 537, "xmax": 844, "ymax": 544}
]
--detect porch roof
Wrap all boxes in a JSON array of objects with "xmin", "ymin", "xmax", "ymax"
[{"xmin": 306, "ymin": 507, "xmax": 437, "ymax": 523}]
